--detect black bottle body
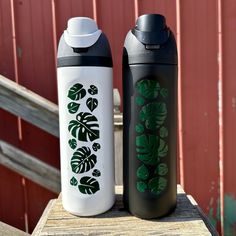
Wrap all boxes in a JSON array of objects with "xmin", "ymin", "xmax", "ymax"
[{"xmin": 123, "ymin": 14, "xmax": 178, "ymax": 219}]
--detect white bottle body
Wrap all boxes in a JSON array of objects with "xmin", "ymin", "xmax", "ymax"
[{"xmin": 57, "ymin": 66, "xmax": 115, "ymax": 216}]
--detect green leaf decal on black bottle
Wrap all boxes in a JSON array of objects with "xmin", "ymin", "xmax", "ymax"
[
  {"xmin": 68, "ymin": 83, "xmax": 86, "ymax": 101},
  {"xmin": 71, "ymin": 146, "xmax": 97, "ymax": 174},
  {"xmin": 137, "ymin": 164, "xmax": 149, "ymax": 180},
  {"xmin": 68, "ymin": 112, "xmax": 99, "ymax": 142},
  {"xmin": 155, "ymin": 163, "xmax": 168, "ymax": 176},
  {"xmin": 137, "ymin": 181, "xmax": 147, "ymax": 193},
  {"xmin": 136, "ymin": 80, "xmax": 160, "ymax": 99},
  {"xmin": 159, "ymin": 127, "xmax": 168, "ymax": 138},
  {"xmin": 135, "ymin": 79, "xmax": 169, "ymax": 194},
  {"xmin": 148, "ymin": 177, "xmax": 167, "ymax": 195},
  {"xmin": 135, "ymin": 123, "xmax": 144, "ymax": 133},
  {"xmin": 136, "ymin": 134, "xmax": 159, "ymax": 165},
  {"xmin": 86, "ymin": 98, "xmax": 98, "ymax": 112},
  {"xmin": 158, "ymin": 139, "xmax": 168, "ymax": 157},
  {"xmin": 140, "ymin": 102, "xmax": 167, "ymax": 130},
  {"xmin": 135, "ymin": 96, "xmax": 145, "ymax": 106},
  {"xmin": 78, "ymin": 176, "xmax": 100, "ymax": 194}
]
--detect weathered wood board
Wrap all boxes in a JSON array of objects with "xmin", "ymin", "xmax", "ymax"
[{"xmin": 32, "ymin": 185, "xmax": 218, "ymax": 236}]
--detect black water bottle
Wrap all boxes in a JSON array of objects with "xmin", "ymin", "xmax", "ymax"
[{"xmin": 123, "ymin": 14, "xmax": 178, "ymax": 219}]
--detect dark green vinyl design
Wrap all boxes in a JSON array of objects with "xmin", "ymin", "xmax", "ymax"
[
  {"xmin": 68, "ymin": 112, "xmax": 99, "ymax": 142},
  {"xmin": 70, "ymin": 177, "xmax": 78, "ymax": 186},
  {"xmin": 88, "ymin": 85, "xmax": 98, "ymax": 95},
  {"xmin": 78, "ymin": 176, "xmax": 100, "ymax": 194},
  {"xmin": 67, "ymin": 102, "xmax": 80, "ymax": 114},
  {"xmin": 67, "ymin": 83, "xmax": 101, "ymax": 194},
  {"xmin": 86, "ymin": 97, "xmax": 98, "ymax": 112},
  {"xmin": 68, "ymin": 83, "xmax": 86, "ymax": 101},
  {"xmin": 92, "ymin": 169, "xmax": 101, "ymax": 177},
  {"xmin": 70, "ymin": 146, "xmax": 97, "ymax": 174},
  {"xmin": 135, "ymin": 79, "xmax": 169, "ymax": 195},
  {"xmin": 92, "ymin": 143, "xmax": 101, "ymax": 152},
  {"xmin": 68, "ymin": 139, "xmax": 77, "ymax": 149}
]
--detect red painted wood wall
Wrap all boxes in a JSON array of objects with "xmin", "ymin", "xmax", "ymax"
[{"xmin": 0, "ymin": 0, "xmax": 235, "ymax": 235}]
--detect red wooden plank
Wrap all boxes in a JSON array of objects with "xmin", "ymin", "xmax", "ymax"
[
  {"xmin": 24, "ymin": 179, "xmax": 57, "ymax": 233},
  {"xmin": 96, "ymin": 0, "xmax": 135, "ymax": 101},
  {"xmin": 55, "ymin": 0, "xmax": 94, "ymax": 42},
  {"xmin": 13, "ymin": 1, "xmax": 60, "ymax": 232},
  {"xmin": 0, "ymin": 0, "xmax": 26, "ymax": 231},
  {"xmin": 13, "ymin": 0, "xmax": 60, "ymax": 164},
  {"xmin": 138, "ymin": 0, "xmax": 177, "ymax": 36},
  {"xmin": 0, "ymin": 165, "xmax": 26, "ymax": 231},
  {"xmin": 221, "ymin": 0, "xmax": 236, "ymax": 235},
  {"xmin": 179, "ymin": 0, "xmax": 220, "ymax": 231}
]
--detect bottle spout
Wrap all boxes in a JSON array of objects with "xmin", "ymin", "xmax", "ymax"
[
  {"xmin": 132, "ymin": 14, "xmax": 170, "ymax": 46},
  {"xmin": 64, "ymin": 17, "xmax": 102, "ymax": 48}
]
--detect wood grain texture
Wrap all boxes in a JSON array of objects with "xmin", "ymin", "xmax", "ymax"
[
  {"xmin": 0, "ymin": 221, "xmax": 29, "ymax": 236},
  {"xmin": 0, "ymin": 74, "xmax": 59, "ymax": 137},
  {"xmin": 0, "ymin": 74, "xmax": 122, "ymax": 137},
  {"xmin": 32, "ymin": 185, "xmax": 214, "ymax": 236},
  {"xmin": 0, "ymin": 140, "xmax": 60, "ymax": 193}
]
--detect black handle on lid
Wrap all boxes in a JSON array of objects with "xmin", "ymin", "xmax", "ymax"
[{"xmin": 132, "ymin": 14, "xmax": 170, "ymax": 45}]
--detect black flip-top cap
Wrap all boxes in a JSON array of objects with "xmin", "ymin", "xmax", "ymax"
[
  {"xmin": 123, "ymin": 14, "xmax": 177, "ymax": 65},
  {"xmin": 132, "ymin": 14, "xmax": 169, "ymax": 45}
]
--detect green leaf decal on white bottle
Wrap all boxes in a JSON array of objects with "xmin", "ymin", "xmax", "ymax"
[
  {"xmin": 78, "ymin": 176, "xmax": 100, "ymax": 194},
  {"xmin": 86, "ymin": 98, "xmax": 98, "ymax": 112},
  {"xmin": 71, "ymin": 146, "xmax": 97, "ymax": 174},
  {"xmin": 67, "ymin": 83, "xmax": 101, "ymax": 195},
  {"xmin": 68, "ymin": 83, "xmax": 86, "ymax": 101},
  {"xmin": 68, "ymin": 112, "xmax": 99, "ymax": 142}
]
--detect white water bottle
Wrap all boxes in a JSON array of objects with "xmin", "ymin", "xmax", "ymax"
[{"xmin": 57, "ymin": 17, "xmax": 115, "ymax": 216}]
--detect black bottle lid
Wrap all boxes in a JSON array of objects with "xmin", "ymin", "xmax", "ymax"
[
  {"xmin": 124, "ymin": 14, "xmax": 177, "ymax": 65},
  {"xmin": 132, "ymin": 14, "xmax": 169, "ymax": 45}
]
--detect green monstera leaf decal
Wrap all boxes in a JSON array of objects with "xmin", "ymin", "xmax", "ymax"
[
  {"xmin": 137, "ymin": 181, "xmax": 147, "ymax": 192},
  {"xmin": 137, "ymin": 164, "xmax": 149, "ymax": 180},
  {"xmin": 88, "ymin": 85, "xmax": 98, "ymax": 95},
  {"xmin": 92, "ymin": 142, "xmax": 101, "ymax": 152},
  {"xmin": 92, "ymin": 169, "xmax": 101, "ymax": 177},
  {"xmin": 68, "ymin": 112, "xmax": 99, "ymax": 142},
  {"xmin": 140, "ymin": 102, "xmax": 167, "ymax": 130},
  {"xmin": 78, "ymin": 176, "xmax": 100, "ymax": 194},
  {"xmin": 70, "ymin": 177, "xmax": 78, "ymax": 186},
  {"xmin": 155, "ymin": 163, "xmax": 168, "ymax": 176},
  {"xmin": 68, "ymin": 139, "xmax": 77, "ymax": 149},
  {"xmin": 68, "ymin": 83, "xmax": 86, "ymax": 101},
  {"xmin": 135, "ymin": 123, "xmax": 144, "ymax": 133},
  {"xmin": 158, "ymin": 138, "xmax": 168, "ymax": 157},
  {"xmin": 148, "ymin": 177, "xmax": 167, "ymax": 195},
  {"xmin": 135, "ymin": 96, "xmax": 145, "ymax": 106},
  {"xmin": 86, "ymin": 98, "xmax": 98, "ymax": 112},
  {"xmin": 136, "ymin": 134, "xmax": 159, "ymax": 165},
  {"xmin": 67, "ymin": 102, "xmax": 80, "ymax": 114},
  {"xmin": 159, "ymin": 127, "xmax": 168, "ymax": 138},
  {"xmin": 160, "ymin": 88, "xmax": 168, "ymax": 98},
  {"xmin": 136, "ymin": 80, "xmax": 160, "ymax": 99},
  {"xmin": 70, "ymin": 146, "xmax": 97, "ymax": 174}
]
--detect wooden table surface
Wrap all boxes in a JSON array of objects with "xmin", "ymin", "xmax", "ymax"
[{"xmin": 32, "ymin": 185, "xmax": 218, "ymax": 236}]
